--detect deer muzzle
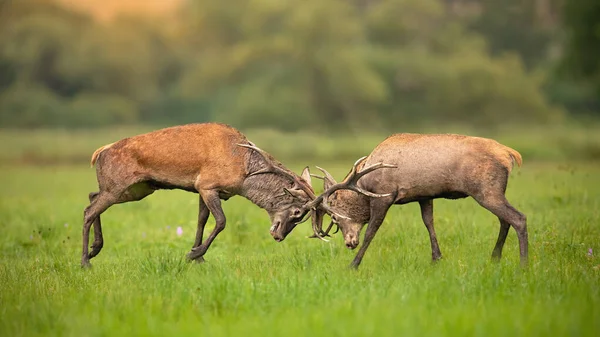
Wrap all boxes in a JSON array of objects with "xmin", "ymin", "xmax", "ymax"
[{"xmin": 345, "ymin": 233, "xmax": 359, "ymax": 250}]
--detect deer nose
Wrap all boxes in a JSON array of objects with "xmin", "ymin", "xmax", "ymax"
[
  {"xmin": 345, "ymin": 238, "xmax": 359, "ymax": 250},
  {"xmin": 271, "ymin": 232, "xmax": 284, "ymax": 242}
]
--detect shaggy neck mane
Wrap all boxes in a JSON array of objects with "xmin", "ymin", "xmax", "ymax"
[{"xmin": 240, "ymin": 151, "xmax": 307, "ymax": 213}]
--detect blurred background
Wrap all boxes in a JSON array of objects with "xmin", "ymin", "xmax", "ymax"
[{"xmin": 0, "ymin": 0, "xmax": 599, "ymax": 164}]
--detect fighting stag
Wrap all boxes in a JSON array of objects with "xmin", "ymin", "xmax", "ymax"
[
  {"xmin": 308, "ymin": 133, "xmax": 527, "ymax": 269},
  {"xmin": 82, "ymin": 123, "xmax": 320, "ymax": 267}
]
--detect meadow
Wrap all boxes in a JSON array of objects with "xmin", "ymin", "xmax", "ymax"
[{"xmin": 0, "ymin": 127, "xmax": 599, "ymax": 336}]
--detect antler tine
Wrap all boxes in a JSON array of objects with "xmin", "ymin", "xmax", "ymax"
[
  {"xmin": 340, "ymin": 162, "xmax": 397, "ymax": 198},
  {"xmin": 295, "ymin": 211, "xmax": 312, "ymax": 225},
  {"xmin": 349, "ymin": 186, "xmax": 393, "ymax": 198},
  {"xmin": 353, "ymin": 156, "xmax": 368, "ymax": 167},
  {"xmin": 237, "ymin": 142, "xmax": 264, "ymax": 155},
  {"xmin": 307, "ymin": 205, "xmax": 349, "ymax": 241},
  {"xmin": 314, "ymin": 166, "xmax": 337, "ymax": 186},
  {"xmin": 307, "ymin": 219, "xmax": 336, "ymax": 239},
  {"xmin": 306, "ymin": 159, "xmax": 396, "ymax": 211},
  {"xmin": 309, "ymin": 220, "xmax": 335, "ymax": 238},
  {"xmin": 237, "ymin": 143, "xmax": 291, "ymax": 178},
  {"xmin": 304, "ymin": 166, "xmax": 337, "ymax": 210},
  {"xmin": 344, "ymin": 158, "xmax": 397, "ymax": 185},
  {"xmin": 310, "ymin": 209, "xmax": 330, "ymax": 242},
  {"xmin": 330, "ymin": 222, "xmax": 340, "ymax": 235},
  {"xmin": 318, "ymin": 201, "xmax": 350, "ymax": 220},
  {"xmin": 344, "ymin": 156, "xmax": 367, "ymax": 180},
  {"xmin": 322, "ymin": 220, "xmax": 338, "ymax": 236},
  {"xmin": 310, "ymin": 231, "xmax": 329, "ymax": 242},
  {"xmin": 351, "ymin": 162, "xmax": 397, "ymax": 183}
]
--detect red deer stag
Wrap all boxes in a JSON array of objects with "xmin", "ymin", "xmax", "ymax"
[
  {"xmin": 308, "ymin": 133, "xmax": 527, "ymax": 269},
  {"xmin": 82, "ymin": 123, "xmax": 325, "ymax": 267}
]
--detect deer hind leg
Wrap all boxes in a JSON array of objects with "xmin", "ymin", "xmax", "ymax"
[
  {"xmin": 82, "ymin": 192, "xmax": 117, "ymax": 267},
  {"xmin": 492, "ymin": 218, "xmax": 511, "ymax": 261},
  {"xmin": 419, "ymin": 199, "xmax": 442, "ymax": 261},
  {"xmin": 187, "ymin": 195, "xmax": 210, "ymax": 263},
  {"xmin": 474, "ymin": 194, "xmax": 528, "ymax": 267},
  {"xmin": 187, "ymin": 189, "xmax": 226, "ymax": 261},
  {"xmin": 87, "ymin": 192, "xmax": 104, "ymax": 259},
  {"xmin": 82, "ymin": 182, "xmax": 154, "ymax": 267}
]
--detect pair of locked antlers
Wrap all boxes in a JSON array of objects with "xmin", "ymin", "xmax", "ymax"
[{"xmin": 237, "ymin": 143, "xmax": 397, "ymax": 240}]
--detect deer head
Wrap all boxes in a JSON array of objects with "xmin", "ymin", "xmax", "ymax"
[
  {"xmin": 238, "ymin": 143, "xmax": 316, "ymax": 242},
  {"xmin": 305, "ymin": 157, "xmax": 397, "ymax": 243}
]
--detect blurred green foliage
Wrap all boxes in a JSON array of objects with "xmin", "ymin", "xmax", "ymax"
[
  {"xmin": 560, "ymin": 0, "xmax": 600, "ymax": 112},
  {"xmin": 0, "ymin": 0, "xmax": 596, "ymax": 130},
  {"xmin": 2, "ymin": 122, "xmax": 599, "ymax": 166}
]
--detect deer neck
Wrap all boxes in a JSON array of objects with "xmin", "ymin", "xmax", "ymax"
[
  {"xmin": 240, "ymin": 175, "xmax": 298, "ymax": 212},
  {"xmin": 239, "ymin": 152, "xmax": 304, "ymax": 213}
]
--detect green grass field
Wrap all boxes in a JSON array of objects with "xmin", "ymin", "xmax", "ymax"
[{"xmin": 1, "ymin": 130, "xmax": 599, "ymax": 336}]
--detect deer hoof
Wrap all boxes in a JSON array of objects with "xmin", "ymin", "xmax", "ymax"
[{"xmin": 186, "ymin": 250, "xmax": 205, "ymax": 262}]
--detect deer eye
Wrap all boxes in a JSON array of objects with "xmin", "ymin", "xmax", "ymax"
[{"xmin": 293, "ymin": 208, "xmax": 302, "ymax": 216}]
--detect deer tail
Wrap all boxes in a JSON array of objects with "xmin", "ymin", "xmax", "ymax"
[
  {"xmin": 505, "ymin": 146, "xmax": 522, "ymax": 169},
  {"xmin": 90, "ymin": 142, "xmax": 115, "ymax": 167}
]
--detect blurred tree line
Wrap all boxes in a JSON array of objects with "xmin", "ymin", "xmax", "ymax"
[{"xmin": 0, "ymin": 0, "xmax": 597, "ymax": 130}]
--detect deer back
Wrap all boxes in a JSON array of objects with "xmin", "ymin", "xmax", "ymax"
[
  {"xmin": 357, "ymin": 133, "xmax": 520, "ymax": 198},
  {"xmin": 94, "ymin": 123, "xmax": 250, "ymax": 192}
]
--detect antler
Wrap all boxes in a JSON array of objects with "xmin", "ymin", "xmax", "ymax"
[
  {"xmin": 238, "ymin": 143, "xmax": 394, "ymax": 242},
  {"xmin": 323, "ymin": 220, "xmax": 340, "ymax": 235},
  {"xmin": 306, "ymin": 157, "xmax": 396, "ymax": 240},
  {"xmin": 306, "ymin": 157, "xmax": 396, "ymax": 210},
  {"xmin": 309, "ymin": 170, "xmax": 348, "ymax": 240},
  {"xmin": 310, "ymin": 166, "xmax": 336, "ymax": 188},
  {"xmin": 239, "ymin": 142, "xmax": 327, "ymax": 238},
  {"xmin": 307, "ymin": 220, "xmax": 338, "ymax": 239},
  {"xmin": 238, "ymin": 143, "xmax": 315, "ymax": 199},
  {"xmin": 309, "ymin": 208, "xmax": 331, "ymax": 242}
]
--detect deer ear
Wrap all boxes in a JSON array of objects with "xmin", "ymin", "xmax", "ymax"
[
  {"xmin": 300, "ymin": 166, "xmax": 312, "ymax": 187},
  {"xmin": 283, "ymin": 187, "xmax": 306, "ymax": 200}
]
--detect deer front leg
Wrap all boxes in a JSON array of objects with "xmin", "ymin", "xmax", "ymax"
[
  {"xmin": 349, "ymin": 199, "xmax": 393, "ymax": 269},
  {"xmin": 419, "ymin": 199, "xmax": 442, "ymax": 261},
  {"xmin": 187, "ymin": 195, "xmax": 210, "ymax": 262},
  {"xmin": 187, "ymin": 189, "xmax": 226, "ymax": 261}
]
